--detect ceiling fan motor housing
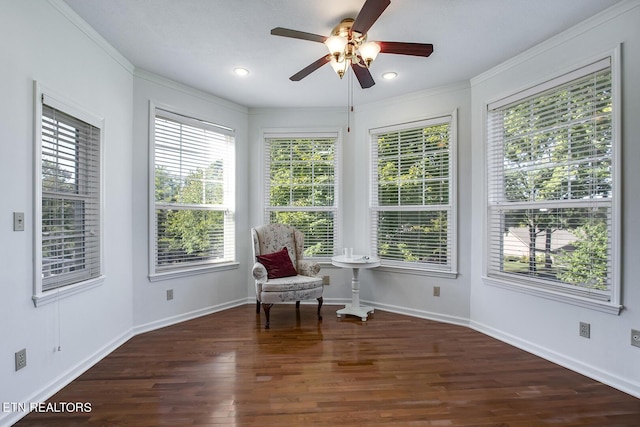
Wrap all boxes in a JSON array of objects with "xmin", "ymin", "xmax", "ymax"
[{"xmin": 331, "ymin": 18, "xmax": 366, "ymax": 65}]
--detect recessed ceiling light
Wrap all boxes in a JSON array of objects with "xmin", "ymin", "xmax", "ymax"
[
  {"xmin": 233, "ymin": 67, "xmax": 250, "ymax": 76},
  {"xmin": 382, "ymin": 72, "xmax": 397, "ymax": 80}
]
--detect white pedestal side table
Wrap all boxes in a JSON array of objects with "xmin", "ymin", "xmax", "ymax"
[{"xmin": 331, "ymin": 255, "xmax": 380, "ymax": 321}]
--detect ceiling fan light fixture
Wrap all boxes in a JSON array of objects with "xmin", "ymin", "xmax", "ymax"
[
  {"xmin": 359, "ymin": 41, "xmax": 381, "ymax": 67},
  {"xmin": 271, "ymin": 0, "xmax": 433, "ymax": 89}
]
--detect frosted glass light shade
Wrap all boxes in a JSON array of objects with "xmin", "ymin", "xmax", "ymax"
[
  {"xmin": 325, "ymin": 35, "xmax": 348, "ymax": 56},
  {"xmin": 359, "ymin": 42, "xmax": 381, "ymax": 64},
  {"xmin": 330, "ymin": 56, "xmax": 347, "ymax": 78}
]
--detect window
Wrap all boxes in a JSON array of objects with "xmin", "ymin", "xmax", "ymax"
[
  {"xmin": 34, "ymin": 87, "xmax": 104, "ymax": 305},
  {"xmin": 151, "ymin": 107, "xmax": 236, "ymax": 278},
  {"xmin": 263, "ymin": 131, "xmax": 340, "ymax": 258},
  {"xmin": 486, "ymin": 56, "xmax": 620, "ymax": 312},
  {"xmin": 370, "ymin": 113, "xmax": 457, "ymax": 275}
]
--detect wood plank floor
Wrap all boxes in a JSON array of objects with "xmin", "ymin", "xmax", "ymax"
[{"xmin": 15, "ymin": 304, "xmax": 640, "ymax": 426}]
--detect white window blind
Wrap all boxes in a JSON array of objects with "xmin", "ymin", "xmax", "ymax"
[
  {"xmin": 39, "ymin": 99, "xmax": 102, "ymax": 291},
  {"xmin": 263, "ymin": 132, "xmax": 339, "ymax": 258},
  {"xmin": 487, "ymin": 58, "xmax": 617, "ymax": 303},
  {"xmin": 370, "ymin": 114, "xmax": 457, "ymax": 273},
  {"xmin": 152, "ymin": 108, "xmax": 235, "ymax": 273}
]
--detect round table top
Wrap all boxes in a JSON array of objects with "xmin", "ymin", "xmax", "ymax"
[{"xmin": 331, "ymin": 255, "xmax": 380, "ymax": 269}]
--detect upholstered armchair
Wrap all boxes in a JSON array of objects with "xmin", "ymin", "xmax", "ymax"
[{"xmin": 251, "ymin": 224, "xmax": 323, "ymax": 329}]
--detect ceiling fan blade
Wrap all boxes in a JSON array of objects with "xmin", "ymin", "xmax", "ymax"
[
  {"xmin": 378, "ymin": 41, "xmax": 434, "ymax": 57},
  {"xmin": 351, "ymin": 63, "xmax": 375, "ymax": 89},
  {"xmin": 271, "ymin": 27, "xmax": 327, "ymax": 43},
  {"xmin": 290, "ymin": 56, "xmax": 331, "ymax": 81},
  {"xmin": 352, "ymin": 0, "xmax": 391, "ymax": 35}
]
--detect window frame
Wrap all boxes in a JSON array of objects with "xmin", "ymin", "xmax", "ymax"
[
  {"xmin": 261, "ymin": 129, "xmax": 342, "ymax": 260},
  {"xmin": 369, "ymin": 111, "xmax": 458, "ymax": 277},
  {"xmin": 483, "ymin": 50, "xmax": 622, "ymax": 315},
  {"xmin": 148, "ymin": 103, "xmax": 237, "ymax": 281},
  {"xmin": 33, "ymin": 82, "xmax": 105, "ymax": 307}
]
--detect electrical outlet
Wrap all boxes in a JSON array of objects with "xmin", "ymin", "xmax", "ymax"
[
  {"xmin": 579, "ymin": 322, "xmax": 590, "ymax": 339},
  {"xmin": 322, "ymin": 275, "xmax": 330, "ymax": 286},
  {"xmin": 632, "ymin": 329, "xmax": 640, "ymax": 348},
  {"xmin": 166, "ymin": 289, "xmax": 173, "ymax": 301},
  {"xmin": 15, "ymin": 349, "xmax": 27, "ymax": 371},
  {"xmin": 433, "ymin": 286, "xmax": 440, "ymax": 297}
]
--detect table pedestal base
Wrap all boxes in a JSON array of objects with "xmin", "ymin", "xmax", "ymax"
[
  {"xmin": 336, "ymin": 304, "xmax": 374, "ymax": 322},
  {"xmin": 336, "ymin": 267, "xmax": 375, "ymax": 321}
]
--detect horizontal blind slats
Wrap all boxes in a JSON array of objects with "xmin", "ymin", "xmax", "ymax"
[
  {"xmin": 264, "ymin": 136, "xmax": 338, "ymax": 256},
  {"xmin": 487, "ymin": 63, "xmax": 613, "ymax": 299},
  {"xmin": 154, "ymin": 112, "xmax": 235, "ymax": 271},
  {"xmin": 371, "ymin": 117, "xmax": 453, "ymax": 270},
  {"xmin": 41, "ymin": 102, "xmax": 101, "ymax": 291}
]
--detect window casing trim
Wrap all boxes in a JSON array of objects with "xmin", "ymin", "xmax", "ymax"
[
  {"xmin": 482, "ymin": 275, "xmax": 623, "ymax": 315},
  {"xmin": 33, "ymin": 81, "xmax": 105, "ymax": 307},
  {"xmin": 483, "ymin": 46, "xmax": 622, "ymax": 312},
  {"xmin": 148, "ymin": 261, "xmax": 239, "ymax": 282},
  {"xmin": 148, "ymin": 101, "xmax": 236, "ymax": 279},
  {"xmin": 369, "ymin": 111, "xmax": 458, "ymax": 275}
]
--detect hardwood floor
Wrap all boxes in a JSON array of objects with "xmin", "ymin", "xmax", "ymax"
[{"xmin": 15, "ymin": 304, "xmax": 640, "ymax": 426}]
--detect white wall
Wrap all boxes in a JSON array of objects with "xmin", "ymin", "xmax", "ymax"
[
  {"xmin": 469, "ymin": 0, "xmax": 640, "ymax": 397},
  {"xmin": 131, "ymin": 71, "xmax": 251, "ymax": 332},
  {"xmin": 0, "ymin": 1, "xmax": 134, "ymax": 425}
]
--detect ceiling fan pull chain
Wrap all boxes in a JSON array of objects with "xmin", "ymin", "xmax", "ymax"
[{"xmin": 348, "ymin": 70, "xmax": 353, "ymax": 132}]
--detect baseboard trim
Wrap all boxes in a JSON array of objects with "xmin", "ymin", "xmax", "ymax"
[
  {"xmin": 1, "ymin": 329, "xmax": 133, "ymax": 427},
  {"xmin": 470, "ymin": 319, "xmax": 640, "ymax": 399},
  {"xmin": 366, "ymin": 300, "xmax": 470, "ymax": 327},
  {"xmin": 133, "ymin": 298, "xmax": 248, "ymax": 335},
  {"xmin": 309, "ymin": 297, "xmax": 470, "ymax": 327}
]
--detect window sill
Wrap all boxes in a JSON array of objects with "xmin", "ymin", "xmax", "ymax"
[
  {"xmin": 149, "ymin": 262, "xmax": 239, "ymax": 282},
  {"xmin": 482, "ymin": 275, "xmax": 623, "ymax": 315},
  {"xmin": 33, "ymin": 276, "xmax": 105, "ymax": 307},
  {"xmin": 377, "ymin": 265, "xmax": 458, "ymax": 279},
  {"xmin": 321, "ymin": 261, "xmax": 458, "ymax": 279}
]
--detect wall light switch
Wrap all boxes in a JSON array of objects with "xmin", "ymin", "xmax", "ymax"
[{"xmin": 13, "ymin": 212, "xmax": 25, "ymax": 231}]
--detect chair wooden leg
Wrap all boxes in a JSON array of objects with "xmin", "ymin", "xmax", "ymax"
[
  {"xmin": 296, "ymin": 301, "xmax": 300, "ymax": 309},
  {"xmin": 256, "ymin": 299, "xmax": 260, "ymax": 313},
  {"xmin": 262, "ymin": 303, "xmax": 273, "ymax": 329},
  {"xmin": 317, "ymin": 297, "xmax": 323, "ymax": 320}
]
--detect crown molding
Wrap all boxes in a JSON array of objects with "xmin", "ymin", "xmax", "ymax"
[
  {"xmin": 134, "ymin": 68, "xmax": 249, "ymax": 114},
  {"xmin": 356, "ymin": 81, "xmax": 471, "ymax": 113},
  {"xmin": 248, "ymin": 106, "xmax": 346, "ymax": 115},
  {"xmin": 47, "ymin": 0, "xmax": 134, "ymax": 74},
  {"xmin": 471, "ymin": 0, "xmax": 640, "ymax": 87}
]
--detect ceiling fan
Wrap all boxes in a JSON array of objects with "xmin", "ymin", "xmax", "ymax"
[{"xmin": 270, "ymin": 0, "xmax": 434, "ymax": 89}]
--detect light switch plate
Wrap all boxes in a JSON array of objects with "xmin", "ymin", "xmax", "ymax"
[{"xmin": 13, "ymin": 212, "xmax": 25, "ymax": 231}]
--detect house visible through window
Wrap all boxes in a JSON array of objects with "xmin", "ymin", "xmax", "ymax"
[
  {"xmin": 263, "ymin": 132, "xmax": 340, "ymax": 258},
  {"xmin": 370, "ymin": 113, "xmax": 457, "ymax": 275},
  {"xmin": 486, "ymin": 56, "xmax": 620, "ymax": 310},
  {"xmin": 35, "ymin": 90, "xmax": 103, "ymax": 303},
  {"xmin": 151, "ymin": 108, "xmax": 236, "ymax": 277}
]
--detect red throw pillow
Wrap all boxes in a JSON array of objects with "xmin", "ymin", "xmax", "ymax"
[{"xmin": 256, "ymin": 247, "xmax": 298, "ymax": 279}]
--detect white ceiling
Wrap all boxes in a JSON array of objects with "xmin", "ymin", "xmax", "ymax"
[{"xmin": 62, "ymin": 0, "xmax": 620, "ymax": 108}]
